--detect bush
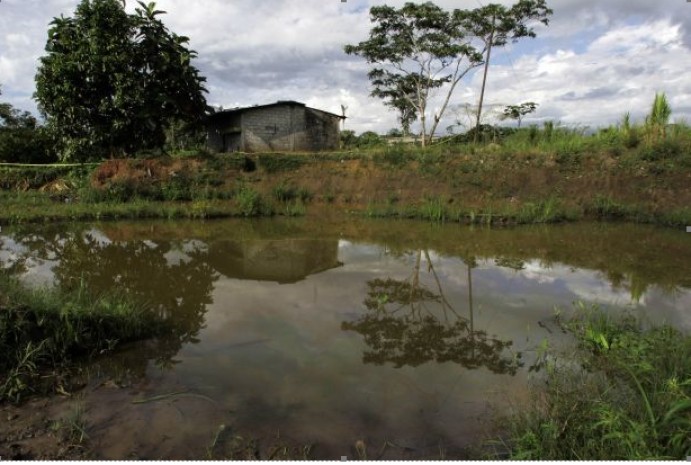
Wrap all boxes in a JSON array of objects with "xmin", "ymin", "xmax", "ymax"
[
  {"xmin": 498, "ymin": 304, "xmax": 691, "ymax": 460},
  {"xmin": 258, "ymin": 154, "xmax": 305, "ymax": 173},
  {"xmin": 236, "ymin": 186, "xmax": 269, "ymax": 216},
  {"xmin": 0, "ymin": 126, "xmax": 58, "ymax": 164}
]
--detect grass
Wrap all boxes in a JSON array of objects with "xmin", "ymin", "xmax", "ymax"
[
  {"xmin": 236, "ymin": 185, "xmax": 272, "ymax": 217},
  {"xmin": 360, "ymin": 195, "xmax": 583, "ymax": 225},
  {"xmin": 490, "ymin": 303, "xmax": 691, "ymax": 460},
  {"xmin": 1, "ymin": 115, "xmax": 690, "ymax": 227},
  {"xmin": 0, "ymin": 271, "xmax": 167, "ymax": 403}
]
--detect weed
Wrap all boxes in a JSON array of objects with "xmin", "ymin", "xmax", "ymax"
[
  {"xmin": 258, "ymin": 154, "xmax": 305, "ymax": 173},
  {"xmin": 283, "ymin": 200, "xmax": 306, "ymax": 217},
  {"xmin": 0, "ymin": 272, "xmax": 166, "ymax": 403},
  {"xmin": 236, "ymin": 186, "xmax": 269, "ymax": 217},
  {"xmin": 272, "ymin": 182, "xmax": 298, "ymax": 202},
  {"xmin": 63, "ymin": 402, "xmax": 89, "ymax": 444},
  {"xmin": 382, "ymin": 149, "xmax": 411, "ymax": 166},
  {"xmin": 420, "ymin": 195, "xmax": 446, "ymax": 222},
  {"xmin": 493, "ymin": 304, "xmax": 691, "ymax": 460},
  {"xmin": 587, "ymin": 195, "xmax": 630, "ymax": 220}
]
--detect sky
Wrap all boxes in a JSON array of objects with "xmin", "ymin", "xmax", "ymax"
[{"xmin": 1, "ymin": 0, "xmax": 691, "ymax": 134}]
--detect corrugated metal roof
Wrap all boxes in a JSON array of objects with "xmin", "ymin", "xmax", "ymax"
[{"xmin": 207, "ymin": 100, "xmax": 345, "ymax": 120}]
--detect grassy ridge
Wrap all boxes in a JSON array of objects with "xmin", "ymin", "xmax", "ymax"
[{"xmin": 0, "ymin": 120, "xmax": 690, "ymax": 227}]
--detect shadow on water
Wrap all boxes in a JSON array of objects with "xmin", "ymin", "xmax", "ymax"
[{"xmin": 343, "ymin": 250, "xmax": 522, "ymax": 374}]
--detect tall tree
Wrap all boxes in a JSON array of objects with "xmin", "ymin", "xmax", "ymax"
[
  {"xmin": 35, "ymin": 0, "xmax": 209, "ymax": 161},
  {"xmin": 500, "ymin": 101, "xmax": 538, "ymax": 128},
  {"xmin": 345, "ymin": 1, "xmax": 551, "ymax": 146}
]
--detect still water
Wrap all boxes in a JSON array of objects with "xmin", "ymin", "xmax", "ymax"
[{"xmin": 1, "ymin": 218, "xmax": 690, "ymax": 459}]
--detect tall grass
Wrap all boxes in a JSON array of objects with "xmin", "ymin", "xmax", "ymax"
[
  {"xmin": 0, "ymin": 272, "xmax": 166, "ymax": 403},
  {"xmin": 235, "ymin": 186, "xmax": 272, "ymax": 217},
  {"xmin": 493, "ymin": 303, "xmax": 691, "ymax": 460}
]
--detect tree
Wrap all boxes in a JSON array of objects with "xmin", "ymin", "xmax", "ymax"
[
  {"xmin": 345, "ymin": 1, "xmax": 551, "ymax": 146},
  {"xmin": 0, "ymin": 86, "xmax": 56, "ymax": 163},
  {"xmin": 35, "ymin": 0, "xmax": 209, "ymax": 161},
  {"xmin": 500, "ymin": 101, "xmax": 538, "ymax": 127},
  {"xmin": 340, "ymin": 129, "xmax": 357, "ymax": 149},
  {"xmin": 357, "ymin": 131, "xmax": 385, "ymax": 148}
]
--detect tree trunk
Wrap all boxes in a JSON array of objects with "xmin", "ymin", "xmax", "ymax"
[{"xmin": 475, "ymin": 18, "xmax": 496, "ymax": 144}]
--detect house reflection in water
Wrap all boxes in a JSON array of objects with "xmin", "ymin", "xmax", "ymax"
[{"xmin": 207, "ymin": 239, "xmax": 342, "ymax": 284}]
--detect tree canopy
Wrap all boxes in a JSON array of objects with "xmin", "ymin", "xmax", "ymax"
[
  {"xmin": 501, "ymin": 102, "xmax": 538, "ymax": 127},
  {"xmin": 34, "ymin": 0, "xmax": 209, "ymax": 161},
  {"xmin": 0, "ymin": 86, "xmax": 56, "ymax": 163},
  {"xmin": 345, "ymin": 1, "xmax": 552, "ymax": 146}
]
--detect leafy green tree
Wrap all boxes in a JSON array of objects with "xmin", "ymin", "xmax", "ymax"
[
  {"xmin": 500, "ymin": 102, "xmax": 538, "ymax": 128},
  {"xmin": 35, "ymin": 0, "xmax": 209, "ymax": 161},
  {"xmin": 357, "ymin": 131, "xmax": 384, "ymax": 148},
  {"xmin": 0, "ymin": 86, "xmax": 56, "ymax": 163},
  {"xmin": 345, "ymin": 1, "xmax": 551, "ymax": 146},
  {"xmin": 340, "ymin": 129, "xmax": 357, "ymax": 149}
]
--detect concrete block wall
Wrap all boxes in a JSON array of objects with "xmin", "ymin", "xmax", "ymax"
[
  {"xmin": 305, "ymin": 109, "xmax": 341, "ymax": 151},
  {"xmin": 207, "ymin": 103, "xmax": 341, "ymax": 153},
  {"xmin": 243, "ymin": 105, "xmax": 306, "ymax": 152}
]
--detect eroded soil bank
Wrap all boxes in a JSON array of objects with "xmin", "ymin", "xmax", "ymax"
[
  {"xmin": 89, "ymin": 151, "xmax": 691, "ymax": 222},
  {"xmin": 1, "ymin": 148, "xmax": 690, "ymax": 225}
]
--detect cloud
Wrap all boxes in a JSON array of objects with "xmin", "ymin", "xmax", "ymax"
[
  {"xmin": 456, "ymin": 18, "xmax": 691, "ymax": 128},
  {"xmin": 1, "ymin": 0, "xmax": 691, "ymax": 133}
]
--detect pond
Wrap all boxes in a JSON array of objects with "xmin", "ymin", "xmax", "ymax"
[{"xmin": 1, "ymin": 218, "xmax": 690, "ymax": 459}]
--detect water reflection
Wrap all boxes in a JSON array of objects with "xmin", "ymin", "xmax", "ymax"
[
  {"xmin": 0, "ymin": 219, "xmax": 689, "ymax": 458},
  {"xmin": 1, "ymin": 227, "xmax": 219, "ymax": 371},
  {"xmin": 208, "ymin": 239, "xmax": 342, "ymax": 283},
  {"xmin": 343, "ymin": 250, "xmax": 522, "ymax": 374}
]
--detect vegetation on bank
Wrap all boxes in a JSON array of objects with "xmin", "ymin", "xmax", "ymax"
[
  {"xmin": 492, "ymin": 304, "xmax": 691, "ymax": 460},
  {"xmin": 1, "ymin": 117, "xmax": 690, "ymax": 227},
  {"xmin": 0, "ymin": 271, "xmax": 166, "ymax": 404},
  {"xmin": 1, "ymin": 92, "xmax": 690, "ymax": 227}
]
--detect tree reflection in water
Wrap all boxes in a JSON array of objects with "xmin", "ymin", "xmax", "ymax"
[
  {"xmin": 57, "ymin": 233, "xmax": 219, "ymax": 370},
  {"xmin": 1, "ymin": 228, "xmax": 219, "ymax": 375},
  {"xmin": 342, "ymin": 250, "xmax": 522, "ymax": 375}
]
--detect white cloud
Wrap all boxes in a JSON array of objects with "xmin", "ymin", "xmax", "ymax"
[
  {"xmin": 1, "ymin": 0, "xmax": 691, "ymax": 133},
  {"xmin": 458, "ymin": 18, "xmax": 691, "ymax": 128}
]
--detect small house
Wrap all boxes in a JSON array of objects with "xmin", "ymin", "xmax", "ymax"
[{"xmin": 206, "ymin": 100, "xmax": 344, "ymax": 153}]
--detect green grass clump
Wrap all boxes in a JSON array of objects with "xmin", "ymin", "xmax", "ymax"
[
  {"xmin": 496, "ymin": 304, "xmax": 691, "ymax": 460},
  {"xmin": 0, "ymin": 272, "xmax": 166, "ymax": 403},
  {"xmin": 257, "ymin": 154, "xmax": 305, "ymax": 173},
  {"xmin": 513, "ymin": 197, "xmax": 572, "ymax": 224},
  {"xmin": 271, "ymin": 182, "xmax": 312, "ymax": 203},
  {"xmin": 420, "ymin": 195, "xmax": 447, "ymax": 222},
  {"xmin": 236, "ymin": 186, "xmax": 271, "ymax": 217}
]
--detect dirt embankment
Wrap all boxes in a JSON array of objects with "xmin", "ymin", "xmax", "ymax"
[{"xmin": 90, "ymin": 152, "xmax": 691, "ymax": 216}]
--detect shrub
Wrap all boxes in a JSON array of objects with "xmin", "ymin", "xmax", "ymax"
[
  {"xmin": 497, "ymin": 305, "xmax": 691, "ymax": 460},
  {"xmin": 236, "ymin": 186, "xmax": 269, "ymax": 216}
]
